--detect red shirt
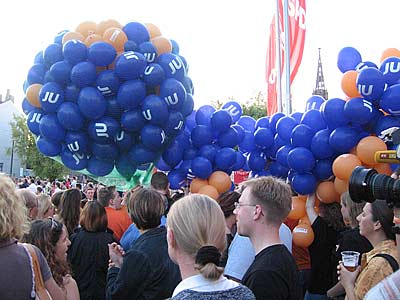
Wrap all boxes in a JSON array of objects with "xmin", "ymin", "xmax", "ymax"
[{"xmin": 105, "ymin": 206, "xmax": 132, "ymax": 241}]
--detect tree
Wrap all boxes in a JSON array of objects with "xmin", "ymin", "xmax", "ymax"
[{"xmin": 9, "ymin": 114, "xmax": 68, "ymax": 181}]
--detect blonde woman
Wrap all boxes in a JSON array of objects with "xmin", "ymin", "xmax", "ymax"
[
  {"xmin": 37, "ymin": 194, "xmax": 55, "ymax": 219},
  {"xmin": 167, "ymin": 194, "xmax": 255, "ymax": 300}
]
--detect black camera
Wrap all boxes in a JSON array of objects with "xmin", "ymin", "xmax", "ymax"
[{"xmin": 349, "ymin": 166, "xmax": 400, "ymax": 207}]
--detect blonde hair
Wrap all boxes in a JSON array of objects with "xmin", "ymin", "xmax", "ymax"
[
  {"xmin": 340, "ymin": 191, "xmax": 366, "ymax": 227},
  {"xmin": 167, "ymin": 194, "xmax": 226, "ymax": 280},
  {"xmin": 0, "ymin": 174, "xmax": 29, "ymax": 240},
  {"xmin": 37, "ymin": 194, "xmax": 52, "ymax": 219}
]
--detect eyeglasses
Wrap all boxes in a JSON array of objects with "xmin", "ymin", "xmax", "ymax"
[{"xmin": 234, "ymin": 202, "xmax": 256, "ymax": 210}]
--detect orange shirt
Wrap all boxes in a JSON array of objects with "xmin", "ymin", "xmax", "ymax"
[{"xmin": 105, "ymin": 206, "xmax": 132, "ymax": 241}]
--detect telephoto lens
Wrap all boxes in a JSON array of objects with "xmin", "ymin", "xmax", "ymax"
[{"xmin": 349, "ymin": 166, "xmax": 400, "ymax": 207}]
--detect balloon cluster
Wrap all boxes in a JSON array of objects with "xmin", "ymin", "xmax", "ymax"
[{"xmin": 22, "ymin": 20, "xmax": 194, "ymax": 180}]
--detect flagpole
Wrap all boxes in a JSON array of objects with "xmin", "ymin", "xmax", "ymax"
[
  {"xmin": 283, "ymin": 0, "xmax": 292, "ymax": 115},
  {"xmin": 275, "ymin": 0, "xmax": 283, "ymax": 113}
]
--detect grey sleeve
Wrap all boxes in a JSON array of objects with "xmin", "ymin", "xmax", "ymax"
[{"xmin": 34, "ymin": 246, "xmax": 52, "ymax": 282}]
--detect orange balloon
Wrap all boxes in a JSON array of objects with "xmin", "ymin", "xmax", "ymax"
[
  {"xmin": 145, "ymin": 23, "xmax": 162, "ymax": 39},
  {"xmin": 208, "ymin": 171, "xmax": 231, "ymax": 194},
  {"xmin": 316, "ymin": 181, "xmax": 340, "ymax": 204},
  {"xmin": 26, "ymin": 84, "xmax": 42, "ymax": 108},
  {"xmin": 198, "ymin": 185, "xmax": 220, "ymax": 200},
  {"xmin": 299, "ymin": 214, "xmax": 311, "ymax": 225},
  {"xmin": 62, "ymin": 31, "xmax": 85, "ymax": 44},
  {"xmin": 76, "ymin": 21, "xmax": 97, "ymax": 37},
  {"xmin": 333, "ymin": 154, "xmax": 362, "ymax": 181},
  {"xmin": 293, "ymin": 223, "xmax": 315, "ymax": 247},
  {"xmin": 341, "ymin": 70, "xmax": 361, "ymax": 98},
  {"xmin": 287, "ymin": 196, "xmax": 306, "ymax": 220},
  {"xmin": 334, "ymin": 177, "xmax": 349, "ymax": 195},
  {"xmin": 373, "ymin": 163, "xmax": 392, "ymax": 175},
  {"xmin": 151, "ymin": 36, "xmax": 172, "ymax": 55},
  {"xmin": 97, "ymin": 19, "xmax": 122, "ymax": 36},
  {"xmin": 356, "ymin": 136, "xmax": 387, "ymax": 165},
  {"xmin": 84, "ymin": 34, "xmax": 103, "ymax": 47},
  {"xmin": 297, "ymin": 195, "xmax": 308, "ymax": 202},
  {"xmin": 190, "ymin": 178, "xmax": 209, "ymax": 193},
  {"xmin": 380, "ymin": 48, "xmax": 400, "ymax": 62},
  {"xmin": 103, "ymin": 27, "xmax": 128, "ymax": 52}
]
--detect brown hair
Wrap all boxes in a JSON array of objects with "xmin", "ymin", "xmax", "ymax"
[
  {"xmin": 319, "ymin": 202, "xmax": 346, "ymax": 232},
  {"xmin": 80, "ymin": 201, "xmax": 108, "ymax": 232},
  {"xmin": 241, "ymin": 176, "xmax": 292, "ymax": 226},
  {"xmin": 60, "ymin": 189, "xmax": 81, "ymax": 235},
  {"xmin": 51, "ymin": 191, "xmax": 63, "ymax": 213},
  {"xmin": 217, "ymin": 191, "xmax": 240, "ymax": 218},
  {"xmin": 97, "ymin": 186, "xmax": 115, "ymax": 207},
  {"xmin": 127, "ymin": 187, "xmax": 164, "ymax": 230},
  {"xmin": 371, "ymin": 200, "xmax": 395, "ymax": 241},
  {"xmin": 151, "ymin": 172, "xmax": 169, "ymax": 191}
]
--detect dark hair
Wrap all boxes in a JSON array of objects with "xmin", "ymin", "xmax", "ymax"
[
  {"xmin": 128, "ymin": 188, "xmax": 164, "ymax": 230},
  {"xmin": 60, "ymin": 189, "xmax": 81, "ymax": 235},
  {"xmin": 80, "ymin": 201, "xmax": 108, "ymax": 232},
  {"xmin": 97, "ymin": 186, "xmax": 115, "ymax": 207},
  {"xmin": 76, "ymin": 183, "xmax": 82, "ymax": 190},
  {"xmin": 51, "ymin": 191, "xmax": 63, "ymax": 212},
  {"xmin": 151, "ymin": 172, "xmax": 169, "ymax": 191},
  {"xmin": 23, "ymin": 219, "xmax": 70, "ymax": 287},
  {"xmin": 319, "ymin": 202, "xmax": 346, "ymax": 232},
  {"xmin": 371, "ymin": 200, "xmax": 395, "ymax": 240},
  {"xmin": 217, "ymin": 191, "xmax": 240, "ymax": 218}
]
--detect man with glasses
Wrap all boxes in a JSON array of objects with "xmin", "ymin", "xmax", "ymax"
[{"xmin": 234, "ymin": 176, "xmax": 301, "ymax": 300}]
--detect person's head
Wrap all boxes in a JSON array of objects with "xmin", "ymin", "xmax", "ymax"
[
  {"xmin": 357, "ymin": 200, "xmax": 395, "ymax": 242},
  {"xmin": 97, "ymin": 186, "xmax": 122, "ymax": 209},
  {"xmin": 36, "ymin": 186, "xmax": 43, "ymax": 195},
  {"xmin": 60, "ymin": 188, "xmax": 81, "ymax": 235},
  {"xmin": 30, "ymin": 178, "xmax": 35, "ymax": 184},
  {"xmin": 86, "ymin": 188, "xmax": 95, "ymax": 200},
  {"xmin": 56, "ymin": 182, "xmax": 61, "ymax": 189},
  {"xmin": 0, "ymin": 174, "xmax": 29, "ymax": 240},
  {"xmin": 217, "ymin": 191, "xmax": 240, "ymax": 232},
  {"xmin": 340, "ymin": 191, "xmax": 366, "ymax": 228},
  {"xmin": 51, "ymin": 191, "xmax": 63, "ymax": 213},
  {"xmin": 127, "ymin": 187, "xmax": 164, "ymax": 230},
  {"xmin": 80, "ymin": 201, "xmax": 108, "ymax": 232},
  {"xmin": 318, "ymin": 202, "xmax": 346, "ymax": 232},
  {"xmin": 76, "ymin": 183, "xmax": 82, "ymax": 190},
  {"xmin": 234, "ymin": 176, "xmax": 291, "ymax": 236},
  {"xmin": 23, "ymin": 218, "xmax": 71, "ymax": 287},
  {"xmin": 167, "ymin": 194, "xmax": 226, "ymax": 280},
  {"xmin": 37, "ymin": 194, "xmax": 54, "ymax": 219},
  {"xmin": 17, "ymin": 189, "xmax": 39, "ymax": 220},
  {"xmin": 150, "ymin": 172, "xmax": 170, "ymax": 193}
]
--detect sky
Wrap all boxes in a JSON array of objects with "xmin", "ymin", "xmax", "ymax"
[{"xmin": 0, "ymin": 0, "xmax": 399, "ymax": 114}]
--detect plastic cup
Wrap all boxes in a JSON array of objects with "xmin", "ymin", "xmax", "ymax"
[{"xmin": 341, "ymin": 251, "xmax": 360, "ymax": 272}]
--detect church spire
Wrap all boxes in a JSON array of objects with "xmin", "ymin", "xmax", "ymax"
[{"xmin": 312, "ymin": 48, "xmax": 328, "ymax": 99}]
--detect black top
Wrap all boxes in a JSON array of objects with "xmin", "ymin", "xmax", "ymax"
[
  {"xmin": 308, "ymin": 217, "xmax": 339, "ymax": 294},
  {"xmin": 106, "ymin": 226, "xmax": 181, "ymax": 300},
  {"xmin": 243, "ymin": 244, "xmax": 302, "ymax": 300},
  {"xmin": 68, "ymin": 228, "xmax": 116, "ymax": 300}
]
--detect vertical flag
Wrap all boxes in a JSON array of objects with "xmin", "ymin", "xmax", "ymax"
[{"xmin": 266, "ymin": 17, "xmax": 277, "ymax": 116}]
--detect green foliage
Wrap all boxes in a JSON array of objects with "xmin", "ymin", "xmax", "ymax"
[{"xmin": 9, "ymin": 114, "xmax": 68, "ymax": 181}]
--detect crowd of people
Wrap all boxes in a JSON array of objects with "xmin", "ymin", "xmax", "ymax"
[{"xmin": 0, "ymin": 170, "xmax": 399, "ymax": 300}]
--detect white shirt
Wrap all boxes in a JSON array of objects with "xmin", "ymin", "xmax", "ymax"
[{"xmin": 27, "ymin": 183, "xmax": 37, "ymax": 193}]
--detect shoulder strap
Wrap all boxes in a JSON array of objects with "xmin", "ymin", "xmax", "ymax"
[
  {"xmin": 24, "ymin": 243, "xmax": 46, "ymax": 289},
  {"xmin": 373, "ymin": 253, "xmax": 399, "ymax": 272}
]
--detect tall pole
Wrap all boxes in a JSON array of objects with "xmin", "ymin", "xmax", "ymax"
[
  {"xmin": 283, "ymin": 0, "xmax": 292, "ymax": 114},
  {"xmin": 9, "ymin": 139, "xmax": 14, "ymax": 177},
  {"xmin": 275, "ymin": 0, "xmax": 283, "ymax": 113}
]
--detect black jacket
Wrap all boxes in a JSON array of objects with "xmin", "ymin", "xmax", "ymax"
[
  {"xmin": 106, "ymin": 226, "xmax": 181, "ymax": 300},
  {"xmin": 68, "ymin": 228, "xmax": 116, "ymax": 300}
]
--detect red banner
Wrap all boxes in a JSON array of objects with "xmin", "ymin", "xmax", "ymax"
[
  {"xmin": 233, "ymin": 170, "xmax": 250, "ymax": 184},
  {"xmin": 266, "ymin": 17, "xmax": 277, "ymax": 116}
]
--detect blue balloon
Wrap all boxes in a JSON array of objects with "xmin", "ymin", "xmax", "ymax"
[
  {"xmin": 57, "ymin": 102, "xmax": 84, "ymax": 131},
  {"xmin": 291, "ymin": 173, "xmax": 317, "ymax": 194},
  {"xmin": 373, "ymin": 115, "xmax": 400, "ymax": 136},
  {"xmin": 115, "ymin": 51, "xmax": 147, "ymax": 80},
  {"xmin": 168, "ymin": 170, "xmax": 187, "ymax": 189},
  {"xmin": 180, "ymin": 93, "xmax": 194, "ymax": 117},
  {"xmin": 362, "ymin": 109, "xmax": 384, "ymax": 133},
  {"xmin": 27, "ymin": 64, "xmax": 47, "ymax": 85},
  {"xmin": 162, "ymin": 140, "xmax": 184, "ymax": 168},
  {"xmin": 276, "ymin": 116, "xmax": 298, "ymax": 142},
  {"xmin": 268, "ymin": 161, "xmax": 289, "ymax": 179},
  {"xmin": 268, "ymin": 133, "xmax": 286, "ymax": 160},
  {"xmin": 96, "ymin": 70, "xmax": 121, "ymax": 97},
  {"xmin": 128, "ymin": 144, "xmax": 158, "ymax": 165},
  {"xmin": 211, "ymin": 110, "xmax": 232, "ymax": 133},
  {"xmin": 138, "ymin": 42, "xmax": 158, "ymax": 63},
  {"xmin": 287, "ymin": 147, "xmax": 315, "ymax": 173},
  {"xmin": 310, "ymin": 129, "xmax": 334, "ymax": 159},
  {"xmin": 65, "ymin": 131, "xmax": 89, "ymax": 154},
  {"xmin": 115, "ymin": 130, "xmax": 134, "ymax": 152},
  {"xmin": 238, "ymin": 130, "xmax": 256, "ymax": 153},
  {"xmin": 49, "ymin": 61, "xmax": 72, "ymax": 86},
  {"xmin": 122, "ymin": 22, "xmax": 150, "ymax": 45},
  {"xmin": 218, "ymin": 126, "xmax": 240, "ymax": 148},
  {"xmin": 117, "ymin": 79, "xmax": 146, "ymax": 110},
  {"xmin": 175, "ymin": 131, "xmax": 191, "ymax": 150},
  {"xmin": 196, "ymin": 105, "xmax": 216, "ymax": 127},
  {"xmin": 344, "ymin": 97, "xmax": 377, "ymax": 124},
  {"xmin": 329, "ymin": 126, "xmax": 359, "ymax": 153},
  {"xmin": 313, "ymin": 159, "xmax": 333, "ymax": 180},
  {"xmin": 300, "ymin": 109, "xmax": 326, "ymax": 133},
  {"xmin": 43, "ymin": 43, "xmax": 63, "ymax": 66},
  {"xmin": 183, "ymin": 146, "xmax": 198, "ymax": 161},
  {"xmin": 77, "ymin": 87, "xmax": 107, "ymax": 120},
  {"xmin": 36, "ymin": 136, "xmax": 61, "ymax": 157},
  {"xmin": 178, "ymin": 160, "xmax": 192, "ymax": 175},
  {"xmin": 198, "ymin": 145, "xmax": 217, "ymax": 163},
  {"xmin": 141, "ymin": 95, "xmax": 169, "ymax": 126},
  {"xmin": 39, "ymin": 82, "xmax": 64, "ymax": 113},
  {"xmin": 276, "ymin": 145, "xmax": 294, "ymax": 168},
  {"xmin": 305, "ymin": 95, "xmax": 325, "ymax": 111},
  {"xmin": 379, "ymin": 57, "xmax": 400, "ymax": 86},
  {"xmin": 86, "ymin": 157, "xmax": 114, "ymax": 176},
  {"xmin": 34, "ymin": 51, "xmax": 45, "ymax": 65},
  {"xmin": 356, "ymin": 61, "xmax": 378, "ymax": 72},
  {"xmin": 124, "ymin": 40, "xmax": 138, "ymax": 52},
  {"xmin": 191, "ymin": 125, "xmax": 213, "ymax": 148},
  {"xmin": 44, "ymin": 71, "xmax": 55, "ymax": 83},
  {"xmin": 22, "ymin": 98, "xmax": 35, "ymax": 115},
  {"xmin": 221, "ymin": 101, "xmax": 242, "ymax": 123},
  {"xmin": 232, "ymin": 151, "xmax": 246, "ymax": 171},
  {"xmin": 255, "ymin": 116, "xmax": 270, "ymax": 129},
  {"xmin": 143, "ymin": 63, "xmax": 165, "ymax": 87},
  {"xmin": 121, "ymin": 109, "xmax": 146, "ymax": 132},
  {"xmin": 88, "ymin": 42, "xmax": 116, "ymax": 66},
  {"xmin": 88, "ymin": 116, "xmax": 120, "ymax": 144},
  {"xmin": 321, "ymin": 98, "xmax": 349, "ymax": 129},
  {"xmin": 61, "ymin": 150, "xmax": 87, "ymax": 170},
  {"xmin": 106, "ymin": 97, "xmax": 123, "ymax": 120},
  {"xmin": 179, "ymin": 55, "xmax": 188, "ymax": 72},
  {"xmin": 64, "ymin": 85, "xmax": 80, "ymax": 102},
  {"xmin": 232, "ymin": 124, "xmax": 245, "ymax": 143},
  {"xmin": 170, "ymin": 39, "xmax": 180, "ymax": 54},
  {"xmin": 254, "ymin": 127, "xmax": 274, "ymax": 149},
  {"xmin": 141, "ymin": 125, "xmax": 167, "ymax": 150},
  {"xmin": 247, "ymin": 150, "xmax": 267, "ymax": 172},
  {"xmin": 164, "ymin": 111, "xmax": 184, "ymax": 136},
  {"xmin": 70, "ymin": 61, "xmax": 97, "ymax": 87},
  {"xmin": 157, "ymin": 53, "xmax": 186, "ymax": 80},
  {"xmin": 269, "ymin": 112, "xmax": 285, "ymax": 135},
  {"xmin": 39, "ymin": 114, "xmax": 65, "ymax": 143},
  {"xmin": 215, "ymin": 148, "xmax": 236, "ymax": 170},
  {"xmin": 237, "ymin": 116, "xmax": 256, "ymax": 133},
  {"xmin": 181, "ymin": 76, "xmax": 194, "ymax": 95},
  {"xmin": 337, "ymin": 47, "xmax": 362, "ymax": 73},
  {"xmin": 116, "ymin": 155, "xmax": 137, "ymax": 178},
  {"xmin": 160, "ymin": 78, "xmax": 187, "ymax": 111},
  {"xmin": 191, "ymin": 157, "xmax": 213, "ymax": 179},
  {"xmin": 380, "ymin": 84, "xmax": 400, "ymax": 115},
  {"xmin": 356, "ymin": 67, "xmax": 385, "ymax": 102},
  {"xmin": 92, "ymin": 143, "xmax": 119, "ymax": 162},
  {"xmin": 62, "ymin": 39, "xmax": 88, "ymax": 66},
  {"xmin": 290, "ymin": 112, "xmax": 303, "ymax": 123},
  {"xmin": 155, "ymin": 156, "xmax": 172, "ymax": 172},
  {"xmin": 291, "ymin": 124, "xmax": 313, "ymax": 148}
]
